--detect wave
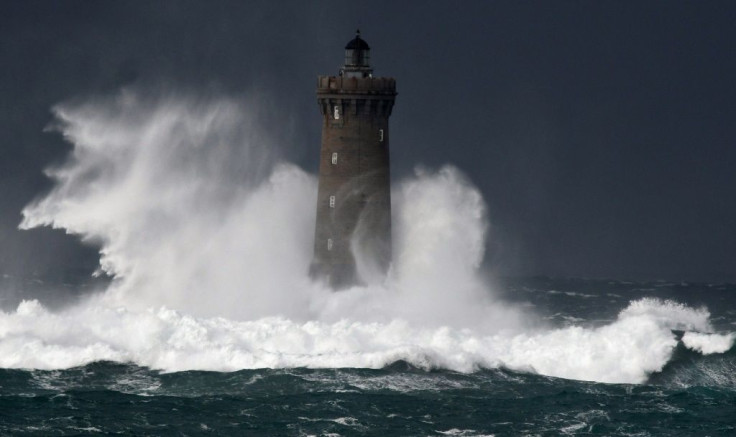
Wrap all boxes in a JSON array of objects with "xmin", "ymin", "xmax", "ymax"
[
  {"xmin": 9, "ymin": 90, "xmax": 734, "ymax": 385},
  {"xmin": 648, "ymin": 332, "xmax": 736, "ymax": 388},
  {"xmin": 1, "ymin": 297, "xmax": 732, "ymax": 385}
]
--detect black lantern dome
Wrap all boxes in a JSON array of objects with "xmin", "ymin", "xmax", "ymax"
[
  {"xmin": 341, "ymin": 30, "xmax": 372, "ymax": 78},
  {"xmin": 345, "ymin": 31, "xmax": 371, "ymax": 51}
]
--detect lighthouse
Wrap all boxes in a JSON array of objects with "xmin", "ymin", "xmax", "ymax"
[{"xmin": 310, "ymin": 31, "xmax": 397, "ymax": 289}]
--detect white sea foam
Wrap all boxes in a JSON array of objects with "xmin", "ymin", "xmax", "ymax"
[
  {"xmin": 0, "ymin": 294, "xmax": 727, "ymax": 383},
  {"xmin": 682, "ymin": 331, "xmax": 735, "ymax": 354},
  {"xmin": 8, "ymin": 91, "xmax": 733, "ymax": 384}
]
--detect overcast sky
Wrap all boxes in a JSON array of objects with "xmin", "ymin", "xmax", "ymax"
[{"xmin": 1, "ymin": 1, "xmax": 734, "ymax": 283}]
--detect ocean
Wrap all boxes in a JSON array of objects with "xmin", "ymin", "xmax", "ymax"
[{"xmin": 1, "ymin": 277, "xmax": 734, "ymax": 436}]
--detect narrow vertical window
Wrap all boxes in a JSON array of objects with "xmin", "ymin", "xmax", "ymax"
[
  {"xmin": 327, "ymin": 238, "xmax": 333, "ymax": 250},
  {"xmin": 379, "ymin": 129, "xmax": 384, "ymax": 142},
  {"xmin": 331, "ymin": 152, "xmax": 338, "ymax": 164},
  {"xmin": 329, "ymin": 195, "xmax": 335, "ymax": 208},
  {"xmin": 333, "ymin": 105, "xmax": 340, "ymax": 120}
]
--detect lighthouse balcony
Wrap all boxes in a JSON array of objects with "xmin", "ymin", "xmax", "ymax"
[{"xmin": 317, "ymin": 76, "xmax": 396, "ymax": 94}]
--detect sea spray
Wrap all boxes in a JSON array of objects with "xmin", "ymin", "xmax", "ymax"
[
  {"xmin": 21, "ymin": 92, "xmax": 316, "ymax": 320},
  {"xmin": 12, "ymin": 90, "xmax": 735, "ymax": 384},
  {"xmin": 19, "ymin": 91, "xmax": 522, "ymax": 329}
]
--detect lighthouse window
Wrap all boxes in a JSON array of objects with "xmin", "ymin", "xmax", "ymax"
[
  {"xmin": 331, "ymin": 152, "xmax": 338, "ymax": 164},
  {"xmin": 379, "ymin": 129, "xmax": 384, "ymax": 142},
  {"xmin": 327, "ymin": 238, "xmax": 333, "ymax": 250},
  {"xmin": 333, "ymin": 106, "xmax": 340, "ymax": 120},
  {"xmin": 329, "ymin": 195, "xmax": 335, "ymax": 208}
]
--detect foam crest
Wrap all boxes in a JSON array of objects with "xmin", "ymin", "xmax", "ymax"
[
  {"xmin": 0, "ymin": 297, "xmax": 728, "ymax": 384},
  {"xmin": 682, "ymin": 332, "xmax": 735, "ymax": 354},
  {"xmin": 619, "ymin": 298, "xmax": 713, "ymax": 332},
  {"xmin": 491, "ymin": 299, "xmax": 714, "ymax": 383}
]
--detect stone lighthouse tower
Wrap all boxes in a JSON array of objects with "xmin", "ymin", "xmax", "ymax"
[{"xmin": 310, "ymin": 31, "xmax": 397, "ymax": 289}]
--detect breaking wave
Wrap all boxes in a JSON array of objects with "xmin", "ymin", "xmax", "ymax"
[{"xmin": 7, "ymin": 90, "xmax": 733, "ymax": 384}]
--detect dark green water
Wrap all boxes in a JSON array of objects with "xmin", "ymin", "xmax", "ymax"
[
  {"xmin": 1, "ymin": 278, "xmax": 734, "ymax": 436},
  {"xmin": 1, "ymin": 358, "xmax": 734, "ymax": 436}
]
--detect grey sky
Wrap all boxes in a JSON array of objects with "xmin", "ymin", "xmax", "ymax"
[{"xmin": 1, "ymin": 1, "xmax": 734, "ymax": 283}]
